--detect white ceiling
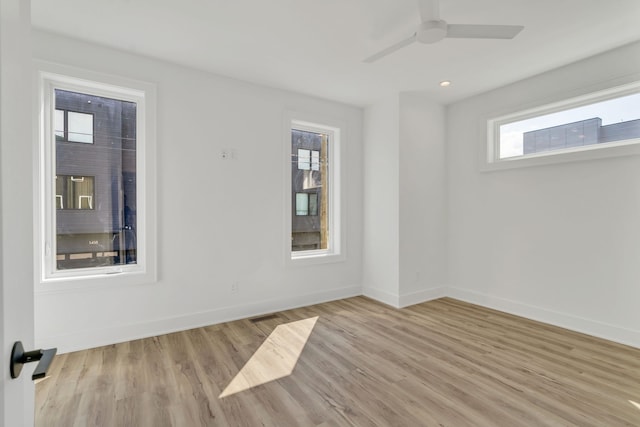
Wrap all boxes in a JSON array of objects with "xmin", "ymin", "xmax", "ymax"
[{"xmin": 31, "ymin": 0, "xmax": 640, "ymax": 107}]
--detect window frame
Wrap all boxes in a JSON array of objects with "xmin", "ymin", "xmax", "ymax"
[
  {"xmin": 35, "ymin": 62, "xmax": 157, "ymax": 290},
  {"xmin": 284, "ymin": 113, "xmax": 345, "ymax": 265},
  {"xmin": 484, "ymin": 80, "xmax": 640, "ymax": 171}
]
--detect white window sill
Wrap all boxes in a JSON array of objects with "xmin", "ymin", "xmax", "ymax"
[
  {"xmin": 481, "ymin": 137, "xmax": 640, "ymax": 172},
  {"xmin": 288, "ymin": 251, "xmax": 346, "ymax": 267},
  {"xmin": 36, "ymin": 268, "xmax": 156, "ymax": 294}
]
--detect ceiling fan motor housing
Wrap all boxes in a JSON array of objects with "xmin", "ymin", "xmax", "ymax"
[{"xmin": 417, "ymin": 20, "xmax": 448, "ymax": 43}]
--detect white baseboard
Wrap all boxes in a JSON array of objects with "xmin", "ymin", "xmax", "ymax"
[
  {"xmin": 363, "ymin": 286, "xmax": 447, "ymax": 308},
  {"xmin": 399, "ymin": 287, "xmax": 447, "ymax": 308},
  {"xmin": 40, "ymin": 285, "xmax": 362, "ymax": 354},
  {"xmin": 42, "ymin": 284, "xmax": 640, "ymax": 353},
  {"xmin": 447, "ymin": 287, "xmax": 640, "ymax": 349},
  {"xmin": 362, "ymin": 286, "xmax": 400, "ymax": 308}
]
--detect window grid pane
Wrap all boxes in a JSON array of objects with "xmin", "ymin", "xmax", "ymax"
[
  {"xmin": 296, "ymin": 193, "xmax": 309, "ymax": 215},
  {"xmin": 309, "ymin": 193, "xmax": 318, "ymax": 216},
  {"xmin": 56, "ymin": 175, "xmax": 95, "ymax": 210},
  {"xmin": 311, "ymin": 150, "xmax": 320, "ymax": 171},
  {"xmin": 67, "ymin": 111, "xmax": 94, "ymax": 143},
  {"xmin": 54, "ymin": 109, "xmax": 65, "ymax": 141},
  {"xmin": 297, "ymin": 148, "xmax": 311, "ymax": 170}
]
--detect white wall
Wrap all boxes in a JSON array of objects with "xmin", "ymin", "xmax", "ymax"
[
  {"xmin": 362, "ymin": 97, "xmax": 400, "ymax": 305},
  {"xmin": 399, "ymin": 93, "xmax": 447, "ymax": 306},
  {"xmin": 447, "ymin": 41, "xmax": 640, "ymax": 348},
  {"xmin": 33, "ymin": 30, "xmax": 363, "ymax": 353},
  {"xmin": 32, "ymin": 32, "xmax": 640, "ymax": 355},
  {"xmin": 363, "ymin": 93, "xmax": 447, "ymax": 307}
]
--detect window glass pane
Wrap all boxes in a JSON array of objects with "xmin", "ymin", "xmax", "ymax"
[
  {"xmin": 54, "ymin": 89, "xmax": 137, "ymax": 270},
  {"xmin": 54, "ymin": 109, "xmax": 65, "ymax": 141},
  {"xmin": 309, "ymin": 193, "xmax": 318, "ymax": 216},
  {"xmin": 297, "ymin": 148, "xmax": 311, "ymax": 170},
  {"xmin": 56, "ymin": 175, "xmax": 94, "ymax": 209},
  {"xmin": 311, "ymin": 150, "xmax": 320, "ymax": 171},
  {"xmin": 499, "ymin": 92, "xmax": 640, "ymax": 159},
  {"xmin": 296, "ymin": 193, "xmax": 309, "ymax": 215},
  {"xmin": 291, "ymin": 129, "xmax": 329, "ymax": 252},
  {"xmin": 67, "ymin": 111, "xmax": 93, "ymax": 143}
]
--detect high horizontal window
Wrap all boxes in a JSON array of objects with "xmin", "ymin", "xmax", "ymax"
[
  {"xmin": 487, "ymin": 81, "xmax": 640, "ymax": 166},
  {"xmin": 38, "ymin": 65, "xmax": 156, "ymax": 285}
]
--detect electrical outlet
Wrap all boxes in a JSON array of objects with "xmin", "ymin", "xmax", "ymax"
[
  {"xmin": 220, "ymin": 148, "xmax": 239, "ymax": 160},
  {"xmin": 231, "ymin": 282, "xmax": 239, "ymax": 293}
]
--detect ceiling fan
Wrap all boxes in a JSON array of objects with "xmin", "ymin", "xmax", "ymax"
[{"xmin": 364, "ymin": 0, "xmax": 524, "ymax": 63}]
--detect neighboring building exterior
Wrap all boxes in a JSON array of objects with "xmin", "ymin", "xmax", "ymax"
[
  {"xmin": 523, "ymin": 117, "xmax": 640, "ymax": 155},
  {"xmin": 291, "ymin": 129, "xmax": 327, "ymax": 252},
  {"xmin": 55, "ymin": 89, "xmax": 137, "ymax": 269}
]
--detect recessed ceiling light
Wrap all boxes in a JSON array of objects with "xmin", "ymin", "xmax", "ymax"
[{"xmin": 440, "ymin": 81, "xmax": 451, "ymax": 87}]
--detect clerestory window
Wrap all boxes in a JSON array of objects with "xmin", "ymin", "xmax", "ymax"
[{"xmin": 486, "ymin": 81, "xmax": 640, "ymax": 170}]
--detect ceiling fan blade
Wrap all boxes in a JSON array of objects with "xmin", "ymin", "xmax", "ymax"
[
  {"xmin": 418, "ymin": 0, "xmax": 440, "ymax": 22},
  {"xmin": 446, "ymin": 24, "xmax": 524, "ymax": 39},
  {"xmin": 363, "ymin": 33, "xmax": 417, "ymax": 63}
]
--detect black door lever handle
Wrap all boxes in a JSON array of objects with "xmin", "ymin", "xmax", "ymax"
[{"xmin": 10, "ymin": 341, "xmax": 57, "ymax": 380}]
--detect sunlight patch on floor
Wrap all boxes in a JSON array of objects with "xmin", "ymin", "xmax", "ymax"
[
  {"xmin": 34, "ymin": 376, "xmax": 51, "ymax": 385},
  {"xmin": 219, "ymin": 316, "xmax": 318, "ymax": 398},
  {"xmin": 630, "ymin": 400, "xmax": 640, "ymax": 411}
]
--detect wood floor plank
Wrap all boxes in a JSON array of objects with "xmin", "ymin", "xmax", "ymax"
[{"xmin": 36, "ymin": 297, "xmax": 640, "ymax": 426}]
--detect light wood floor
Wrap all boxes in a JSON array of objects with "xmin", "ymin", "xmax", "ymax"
[{"xmin": 36, "ymin": 297, "xmax": 640, "ymax": 426}]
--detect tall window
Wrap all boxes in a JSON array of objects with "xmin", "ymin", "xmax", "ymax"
[
  {"xmin": 39, "ymin": 67, "xmax": 155, "ymax": 284},
  {"xmin": 289, "ymin": 119, "xmax": 341, "ymax": 260},
  {"xmin": 52, "ymin": 89, "xmax": 137, "ymax": 271}
]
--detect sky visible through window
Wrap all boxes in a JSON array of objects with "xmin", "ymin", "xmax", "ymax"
[{"xmin": 500, "ymin": 92, "xmax": 640, "ymax": 158}]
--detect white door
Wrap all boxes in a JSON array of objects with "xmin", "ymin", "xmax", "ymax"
[{"xmin": 1, "ymin": 0, "xmax": 36, "ymax": 425}]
